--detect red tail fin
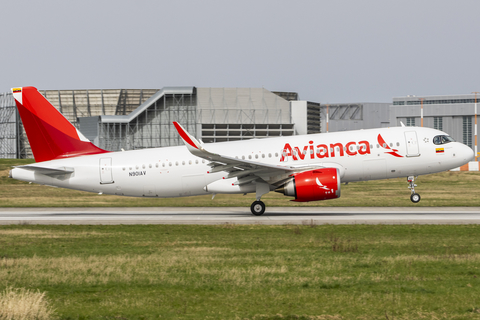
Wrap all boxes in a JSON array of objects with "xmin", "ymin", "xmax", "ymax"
[{"xmin": 11, "ymin": 86, "xmax": 108, "ymax": 162}]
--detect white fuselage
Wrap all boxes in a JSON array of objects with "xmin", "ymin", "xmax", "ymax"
[{"xmin": 10, "ymin": 126, "xmax": 474, "ymax": 198}]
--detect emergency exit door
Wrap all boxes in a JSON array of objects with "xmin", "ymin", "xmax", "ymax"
[{"xmin": 100, "ymin": 158, "xmax": 114, "ymax": 184}]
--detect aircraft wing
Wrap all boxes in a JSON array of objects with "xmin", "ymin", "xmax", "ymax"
[{"xmin": 173, "ymin": 122, "xmax": 323, "ymax": 185}]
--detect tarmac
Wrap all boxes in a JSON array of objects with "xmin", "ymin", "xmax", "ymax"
[{"xmin": 1, "ymin": 207, "xmax": 480, "ymax": 225}]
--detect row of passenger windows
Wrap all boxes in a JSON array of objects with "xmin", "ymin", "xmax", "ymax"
[
  {"xmin": 121, "ymin": 142, "xmax": 402, "ymax": 171},
  {"xmin": 121, "ymin": 154, "xmax": 281, "ymax": 171},
  {"xmin": 123, "ymin": 159, "xmax": 207, "ymax": 171},
  {"xmin": 238, "ymin": 153, "xmax": 279, "ymax": 160}
]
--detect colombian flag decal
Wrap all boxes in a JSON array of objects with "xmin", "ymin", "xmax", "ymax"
[
  {"xmin": 436, "ymin": 148, "xmax": 444, "ymax": 153},
  {"xmin": 12, "ymin": 88, "xmax": 22, "ymax": 93}
]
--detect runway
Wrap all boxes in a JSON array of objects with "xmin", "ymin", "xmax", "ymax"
[{"xmin": 1, "ymin": 207, "xmax": 480, "ymax": 225}]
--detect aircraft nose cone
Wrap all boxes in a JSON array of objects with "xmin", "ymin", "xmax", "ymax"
[{"xmin": 463, "ymin": 144, "xmax": 475, "ymax": 162}]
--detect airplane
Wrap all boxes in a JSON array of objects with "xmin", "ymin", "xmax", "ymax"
[{"xmin": 9, "ymin": 86, "xmax": 474, "ymax": 215}]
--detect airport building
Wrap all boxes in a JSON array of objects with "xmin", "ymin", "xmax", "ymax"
[
  {"xmin": 320, "ymin": 102, "xmax": 391, "ymax": 132},
  {"xmin": 321, "ymin": 94, "xmax": 479, "ymax": 159},
  {"xmin": 0, "ymin": 87, "xmax": 321, "ymax": 158},
  {"xmin": 390, "ymin": 94, "xmax": 478, "ymax": 152},
  {"xmin": 1, "ymin": 87, "xmax": 478, "ymax": 161}
]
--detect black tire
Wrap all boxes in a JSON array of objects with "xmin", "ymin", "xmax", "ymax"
[
  {"xmin": 251, "ymin": 201, "xmax": 266, "ymax": 216},
  {"xmin": 410, "ymin": 193, "xmax": 421, "ymax": 203}
]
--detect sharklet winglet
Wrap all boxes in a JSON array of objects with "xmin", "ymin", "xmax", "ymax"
[{"xmin": 173, "ymin": 122, "xmax": 201, "ymax": 150}]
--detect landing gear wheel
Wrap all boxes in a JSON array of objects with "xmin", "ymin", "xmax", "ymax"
[
  {"xmin": 251, "ymin": 201, "xmax": 266, "ymax": 216},
  {"xmin": 407, "ymin": 176, "xmax": 421, "ymax": 203},
  {"xmin": 410, "ymin": 193, "xmax": 421, "ymax": 203}
]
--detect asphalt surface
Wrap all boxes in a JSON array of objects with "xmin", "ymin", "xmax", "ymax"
[{"xmin": 1, "ymin": 207, "xmax": 480, "ymax": 225}]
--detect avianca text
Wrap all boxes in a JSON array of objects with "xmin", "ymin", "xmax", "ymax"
[{"xmin": 280, "ymin": 140, "xmax": 370, "ymax": 161}]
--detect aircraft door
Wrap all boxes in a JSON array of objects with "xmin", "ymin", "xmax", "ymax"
[
  {"xmin": 404, "ymin": 131, "xmax": 420, "ymax": 157},
  {"xmin": 100, "ymin": 158, "xmax": 114, "ymax": 184}
]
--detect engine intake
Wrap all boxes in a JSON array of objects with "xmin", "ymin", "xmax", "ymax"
[{"xmin": 275, "ymin": 168, "xmax": 341, "ymax": 202}]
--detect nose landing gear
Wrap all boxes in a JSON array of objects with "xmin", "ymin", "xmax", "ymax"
[{"xmin": 408, "ymin": 176, "xmax": 421, "ymax": 203}]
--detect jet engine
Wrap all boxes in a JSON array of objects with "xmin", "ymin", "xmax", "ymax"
[{"xmin": 275, "ymin": 168, "xmax": 341, "ymax": 202}]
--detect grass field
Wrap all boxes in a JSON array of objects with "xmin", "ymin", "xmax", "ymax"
[
  {"xmin": 2, "ymin": 160, "xmax": 480, "ymax": 319},
  {"xmin": 1, "ymin": 159, "xmax": 480, "ymax": 207},
  {"xmin": 2, "ymin": 224, "xmax": 480, "ymax": 319}
]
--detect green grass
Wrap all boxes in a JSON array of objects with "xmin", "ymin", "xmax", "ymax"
[
  {"xmin": 1, "ymin": 159, "xmax": 480, "ymax": 207},
  {"xmin": 2, "ymin": 224, "xmax": 480, "ymax": 319}
]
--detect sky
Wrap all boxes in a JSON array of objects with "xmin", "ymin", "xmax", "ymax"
[{"xmin": 2, "ymin": 0, "xmax": 480, "ymax": 103}]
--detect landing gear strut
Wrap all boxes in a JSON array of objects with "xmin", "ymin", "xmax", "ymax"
[
  {"xmin": 407, "ymin": 176, "xmax": 421, "ymax": 203},
  {"xmin": 251, "ymin": 200, "xmax": 266, "ymax": 216},
  {"xmin": 250, "ymin": 181, "xmax": 269, "ymax": 216}
]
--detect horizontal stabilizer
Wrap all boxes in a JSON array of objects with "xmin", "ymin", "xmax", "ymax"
[{"xmin": 16, "ymin": 165, "xmax": 74, "ymax": 176}]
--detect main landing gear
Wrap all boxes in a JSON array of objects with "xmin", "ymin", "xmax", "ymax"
[
  {"xmin": 250, "ymin": 181, "xmax": 270, "ymax": 216},
  {"xmin": 251, "ymin": 200, "xmax": 266, "ymax": 216},
  {"xmin": 408, "ymin": 176, "xmax": 421, "ymax": 203}
]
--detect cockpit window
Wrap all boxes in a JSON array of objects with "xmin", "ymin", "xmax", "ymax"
[{"xmin": 433, "ymin": 135, "xmax": 455, "ymax": 145}]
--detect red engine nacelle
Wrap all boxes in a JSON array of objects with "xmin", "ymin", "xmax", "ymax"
[{"xmin": 276, "ymin": 168, "xmax": 341, "ymax": 202}]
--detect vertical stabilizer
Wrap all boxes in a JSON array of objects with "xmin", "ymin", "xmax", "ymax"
[{"xmin": 11, "ymin": 86, "xmax": 108, "ymax": 162}]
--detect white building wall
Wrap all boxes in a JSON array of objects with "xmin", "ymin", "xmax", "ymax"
[
  {"xmin": 291, "ymin": 101, "xmax": 307, "ymax": 135},
  {"xmin": 196, "ymin": 88, "xmax": 291, "ymax": 124}
]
